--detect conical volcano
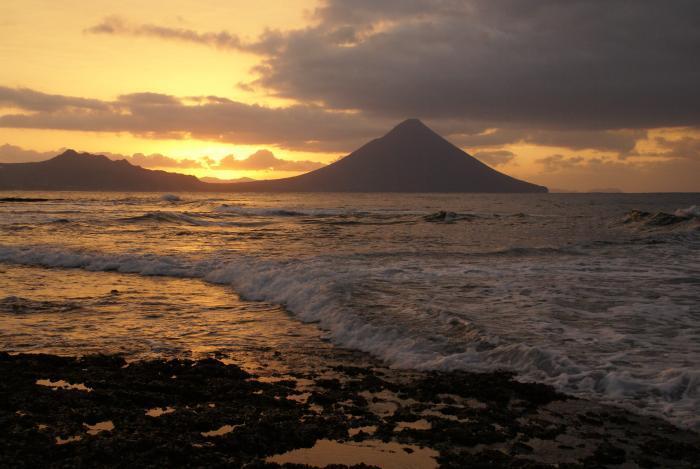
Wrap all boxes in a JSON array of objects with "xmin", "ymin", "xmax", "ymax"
[
  {"xmin": 228, "ymin": 119, "xmax": 547, "ymax": 192},
  {"xmin": 0, "ymin": 120, "xmax": 547, "ymax": 192}
]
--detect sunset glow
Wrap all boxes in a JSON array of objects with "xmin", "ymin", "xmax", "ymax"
[{"xmin": 2, "ymin": 0, "xmax": 699, "ymax": 189}]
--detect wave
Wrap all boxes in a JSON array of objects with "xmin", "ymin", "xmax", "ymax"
[
  {"xmin": 623, "ymin": 207, "xmax": 700, "ymax": 229},
  {"xmin": 0, "ymin": 243, "xmax": 697, "ymax": 430},
  {"xmin": 674, "ymin": 205, "xmax": 700, "ymax": 218},
  {"xmin": 120, "ymin": 211, "xmax": 269, "ymax": 227},
  {"xmin": 213, "ymin": 204, "xmax": 372, "ymax": 218},
  {"xmin": 160, "ymin": 194, "xmax": 182, "ymax": 202},
  {"xmin": 1, "ymin": 295, "xmax": 82, "ymax": 314}
]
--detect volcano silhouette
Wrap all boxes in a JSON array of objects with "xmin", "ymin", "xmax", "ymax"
[
  {"xmin": 0, "ymin": 119, "xmax": 547, "ymax": 192},
  {"xmin": 227, "ymin": 119, "xmax": 547, "ymax": 192}
]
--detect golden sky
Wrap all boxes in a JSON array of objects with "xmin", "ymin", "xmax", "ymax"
[
  {"xmin": 1, "ymin": 0, "xmax": 698, "ymax": 191},
  {"xmin": 0, "ymin": 0, "xmax": 327, "ymax": 180}
]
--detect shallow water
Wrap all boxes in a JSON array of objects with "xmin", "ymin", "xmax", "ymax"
[{"xmin": 0, "ymin": 192, "xmax": 698, "ymax": 429}]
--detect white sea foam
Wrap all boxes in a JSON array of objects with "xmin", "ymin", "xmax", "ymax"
[
  {"xmin": 213, "ymin": 204, "xmax": 364, "ymax": 217},
  {"xmin": 675, "ymin": 205, "xmax": 700, "ymax": 218},
  {"xmin": 1, "ymin": 242, "xmax": 698, "ymax": 430},
  {"xmin": 122, "ymin": 211, "xmax": 268, "ymax": 227}
]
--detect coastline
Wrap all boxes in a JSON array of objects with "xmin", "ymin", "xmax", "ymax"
[{"xmin": 2, "ymin": 351, "xmax": 698, "ymax": 468}]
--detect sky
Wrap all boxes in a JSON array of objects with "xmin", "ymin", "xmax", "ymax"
[{"xmin": 1, "ymin": 0, "xmax": 699, "ymax": 191}]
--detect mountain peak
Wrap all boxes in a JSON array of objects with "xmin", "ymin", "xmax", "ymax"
[
  {"xmin": 390, "ymin": 118, "xmax": 430, "ymax": 132},
  {"xmin": 383, "ymin": 118, "xmax": 443, "ymax": 143},
  {"xmin": 57, "ymin": 149, "xmax": 79, "ymax": 158},
  {"xmin": 219, "ymin": 119, "xmax": 547, "ymax": 192}
]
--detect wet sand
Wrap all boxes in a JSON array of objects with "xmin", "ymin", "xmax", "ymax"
[{"xmin": 1, "ymin": 351, "xmax": 698, "ymax": 468}]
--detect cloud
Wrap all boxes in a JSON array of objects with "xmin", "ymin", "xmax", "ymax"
[
  {"xmin": 79, "ymin": 1, "xmax": 700, "ymax": 160},
  {"xmin": 0, "ymin": 86, "xmax": 108, "ymax": 112},
  {"xmin": 213, "ymin": 150, "xmax": 325, "ymax": 171},
  {"xmin": 0, "ymin": 85, "xmax": 656, "ymax": 156},
  {"xmin": 0, "ymin": 144, "xmax": 59, "ymax": 163},
  {"xmin": 86, "ymin": 3, "xmax": 700, "ymax": 131},
  {"xmin": 654, "ymin": 136, "xmax": 700, "ymax": 160},
  {"xmin": 0, "ymin": 87, "xmax": 386, "ymax": 152},
  {"xmin": 0, "ymin": 143, "xmax": 323, "ymax": 172},
  {"xmin": 473, "ymin": 150, "xmax": 515, "ymax": 166},
  {"xmin": 453, "ymin": 127, "xmax": 644, "ymax": 154},
  {"xmin": 536, "ymin": 154, "xmax": 587, "ymax": 172},
  {"xmin": 529, "ymin": 155, "xmax": 700, "ymax": 193},
  {"xmin": 85, "ymin": 15, "xmax": 246, "ymax": 50},
  {"xmin": 118, "ymin": 153, "xmax": 204, "ymax": 169},
  {"xmin": 85, "ymin": 15, "xmax": 284, "ymax": 55},
  {"xmin": 248, "ymin": 0, "xmax": 700, "ymax": 130}
]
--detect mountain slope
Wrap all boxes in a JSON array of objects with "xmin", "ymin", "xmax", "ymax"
[
  {"xmin": 222, "ymin": 119, "xmax": 546, "ymax": 192},
  {"xmin": 0, "ymin": 150, "xmax": 205, "ymax": 191},
  {"xmin": 0, "ymin": 120, "xmax": 546, "ymax": 192}
]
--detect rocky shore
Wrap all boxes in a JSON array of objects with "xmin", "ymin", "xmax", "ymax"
[{"xmin": 1, "ymin": 352, "xmax": 698, "ymax": 468}]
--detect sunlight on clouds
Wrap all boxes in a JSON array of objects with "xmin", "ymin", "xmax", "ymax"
[{"xmin": 0, "ymin": 0, "xmax": 315, "ymax": 105}]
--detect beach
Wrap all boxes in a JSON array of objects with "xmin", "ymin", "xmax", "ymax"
[
  {"xmin": 3, "ymin": 350, "xmax": 700, "ymax": 468},
  {"xmin": 1, "ymin": 192, "xmax": 699, "ymax": 467}
]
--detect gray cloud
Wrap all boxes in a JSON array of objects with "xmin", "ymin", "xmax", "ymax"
[
  {"xmin": 530, "ymin": 156, "xmax": 700, "ymax": 193},
  {"xmin": 213, "ymin": 150, "xmax": 325, "ymax": 171},
  {"xmin": 0, "ymin": 144, "xmax": 60, "ymax": 163},
  {"xmin": 85, "ymin": 15, "xmax": 284, "ymax": 55},
  {"xmin": 86, "ymin": 15, "xmax": 246, "ymax": 50},
  {"xmin": 250, "ymin": 0, "xmax": 700, "ymax": 130},
  {"xmin": 0, "ymin": 87, "xmax": 386, "ymax": 152},
  {"xmin": 452, "ymin": 127, "xmax": 644, "ymax": 154},
  {"xmin": 118, "ymin": 153, "xmax": 204, "ymax": 169},
  {"xmin": 80, "ymin": 1, "xmax": 700, "ymax": 153},
  {"xmin": 0, "ymin": 86, "xmax": 108, "ymax": 112},
  {"xmin": 536, "ymin": 154, "xmax": 587, "ymax": 172},
  {"xmin": 654, "ymin": 136, "xmax": 700, "ymax": 160},
  {"xmin": 0, "ymin": 86, "xmax": 655, "ymax": 156},
  {"xmin": 473, "ymin": 150, "xmax": 515, "ymax": 167}
]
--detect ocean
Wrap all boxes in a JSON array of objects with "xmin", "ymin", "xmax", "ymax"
[{"xmin": 0, "ymin": 192, "xmax": 698, "ymax": 430}]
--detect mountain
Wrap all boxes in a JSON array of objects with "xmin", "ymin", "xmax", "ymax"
[
  {"xmin": 0, "ymin": 150, "xmax": 205, "ymax": 191},
  {"xmin": 0, "ymin": 120, "xmax": 546, "ymax": 192},
  {"xmin": 219, "ymin": 119, "xmax": 546, "ymax": 192}
]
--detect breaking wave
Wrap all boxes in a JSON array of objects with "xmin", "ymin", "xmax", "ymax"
[
  {"xmin": 0, "ymin": 243, "xmax": 698, "ymax": 430},
  {"xmin": 120, "ymin": 211, "xmax": 269, "ymax": 227}
]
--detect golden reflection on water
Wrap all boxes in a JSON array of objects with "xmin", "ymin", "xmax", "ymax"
[
  {"xmin": 0, "ymin": 264, "xmax": 331, "ymax": 373},
  {"xmin": 267, "ymin": 439, "xmax": 439, "ymax": 469}
]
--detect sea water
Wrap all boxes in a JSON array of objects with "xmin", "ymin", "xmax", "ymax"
[{"xmin": 0, "ymin": 192, "xmax": 698, "ymax": 429}]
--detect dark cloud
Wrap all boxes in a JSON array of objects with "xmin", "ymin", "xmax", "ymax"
[
  {"xmin": 452, "ymin": 127, "xmax": 644, "ymax": 154},
  {"xmin": 473, "ymin": 150, "xmax": 515, "ymax": 167},
  {"xmin": 80, "ymin": 1, "xmax": 700, "ymax": 155},
  {"xmin": 0, "ymin": 86, "xmax": 651, "ymax": 155},
  {"xmin": 250, "ymin": 0, "xmax": 700, "ymax": 130},
  {"xmin": 654, "ymin": 136, "xmax": 700, "ymax": 160},
  {"xmin": 0, "ymin": 87, "xmax": 386, "ymax": 152},
  {"xmin": 213, "ymin": 150, "xmax": 325, "ymax": 171},
  {"xmin": 536, "ymin": 154, "xmax": 587, "ymax": 172},
  {"xmin": 0, "ymin": 86, "xmax": 108, "ymax": 112}
]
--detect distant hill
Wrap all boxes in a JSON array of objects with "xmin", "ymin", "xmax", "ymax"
[
  {"xmin": 217, "ymin": 119, "xmax": 547, "ymax": 192},
  {"xmin": 0, "ymin": 120, "xmax": 546, "ymax": 192},
  {"xmin": 549, "ymin": 188, "xmax": 625, "ymax": 194},
  {"xmin": 0, "ymin": 150, "xmax": 205, "ymax": 191},
  {"xmin": 200, "ymin": 176, "xmax": 255, "ymax": 184}
]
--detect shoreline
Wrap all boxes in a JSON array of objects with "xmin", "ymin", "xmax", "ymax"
[{"xmin": 2, "ymin": 351, "xmax": 698, "ymax": 468}]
